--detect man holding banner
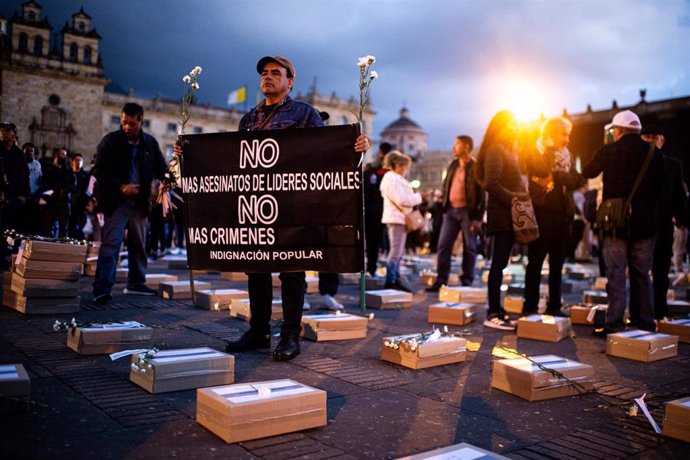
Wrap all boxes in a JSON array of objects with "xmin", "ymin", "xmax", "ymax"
[{"xmin": 177, "ymin": 55, "xmax": 368, "ymax": 361}]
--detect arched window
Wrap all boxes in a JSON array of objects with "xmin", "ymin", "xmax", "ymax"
[
  {"xmin": 78, "ymin": 22, "xmax": 85, "ymax": 32},
  {"xmin": 33, "ymin": 35, "xmax": 43, "ymax": 56},
  {"xmin": 28, "ymin": 11, "xmax": 36, "ymax": 23},
  {"xmin": 69, "ymin": 43, "xmax": 78, "ymax": 62},
  {"xmin": 83, "ymin": 45, "xmax": 92, "ymax": 64},
  {"xmin": 18, "ymin": 33, "xmax": 28, "ymax": 52}
]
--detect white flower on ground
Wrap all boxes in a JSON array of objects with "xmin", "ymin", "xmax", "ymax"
[
  {"xmin": 53, "ymin": 320, "xmax": 61, "ymax": 331},
  {"xmin": 368, "ymin": 313, "xmax": 375, "ymax": 320},
  {"xmin": 130, "ymin": 363, "xmax": 138, "ymax": 372}
]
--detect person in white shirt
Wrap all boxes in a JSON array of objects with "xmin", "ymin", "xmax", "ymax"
[{"xmin": 379, "ymin": 150, "xmax": 423, "ymax": 292}]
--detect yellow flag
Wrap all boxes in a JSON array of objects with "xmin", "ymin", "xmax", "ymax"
[{"xmin": 227, "ymin": 86, "xmax": 247, "ymax": 105}]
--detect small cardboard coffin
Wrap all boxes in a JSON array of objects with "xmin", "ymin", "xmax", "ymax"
[
  {"xmin": 583, "ymin": 290, "xmax": 608, "ymax": 305},
  {"xmin": 158, "ymin": 280, "xmax": 210, "ymax": 300},
  {"xmin": 606, "ymin": 330, "xmax": 678, "ymax": 362},
  {"xmin": 0, "ymin": 363, "xmax": 30, "ymax": 415},
  {"xmin": 195, "ymin": 289, "xmax": 248, "ymax": 310},
  {"xmin": 300, "ymin": 313, "xmax": 368, "ymax": 341},
  {"xmin": 663, "ymin": 397, "xmax": 690, "ymax": 442},
  {"xmin": 10, "ymin": 273, "xmax": 79, "ymax": 298},
  {"xmin": 439, "ymin": 286, "xmax": 486, "ymax": 304},
  {"xmin": 196, "ymin": 379, "xmax": 326, "ymax": 444},
  {"xmin": 130, "ymin": 347, "xmax": 234, "ymax": 394},
  {"xmin": 397, "ymin": 442, "xmax": 510, "ymax": 460},
  {"xmin": 427, "ymin": 302, "xmax": 477, "ymax": 326},
  {"xmin": 220, "ymin": 272, "xmax": 248, "ymax": 282},
  {"xmin": 658, "ymin": 318, "xmax": 690, "ymax": 344},
  {"xmin": 15, "ymin": 257, "xmax": 82, "ymax": 281},
  {"xmin": 491, "ymin": 354, "xmax": 594, "ymax": 401},
  {"xmin": 569, "ymin": 304, "xmax": 607, "ymax": 326},
  {"xmin": 365, "ymin": 289, "xmax": 413, "ymax": 309},
  {"xmin": 20, "ymin": 239, "xmax": 88, "ymax": 263},
  {"xmin": 380, "ymin": 334, "xmax": 467, "ymax": 370},
  {"xmin": 517, "ymin": 315, "xmax": 572, "ymax": 343},
  {"xmin": 3, "ymin": 289, "xmax": 79, "ymax": 314},
  {"xmin": 144, "ymin": 273, "xmax": 179, "ymax": 289},
  {"xmin": 67, "ymin": 321, "xmax": 153, "ymax": 355},
  {"xmin": 229, "ymin": 298, "xmax": 283, "ymax": 321}
]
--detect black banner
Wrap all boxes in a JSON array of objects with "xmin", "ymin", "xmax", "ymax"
[{"xmin": 180, "ymin": 124, "xmax": 364, "ymax": 273}]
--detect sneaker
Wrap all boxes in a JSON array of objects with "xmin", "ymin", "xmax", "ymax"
[
  {"xmin": 302, "ymin": 299, "xmax": 311, "ymax": 310},
  {"xmin": 425, "ymin": 282, "xmax": 442, "ymax": 293},
  {"xmin": 94, "ymin": 293, "xmax": 112, "ymax": 305},
  {"xmin": 321, "ymin": 294, "xmax": 344, "ymax": 311},
  {"xmin": 123, "ymin": 285, "xmax": 157, "ymax": 296},
  {"xmin": 483, "ymin": 315, "xmax": 516, "ymax": 331}
]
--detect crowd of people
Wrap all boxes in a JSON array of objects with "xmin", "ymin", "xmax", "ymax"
[{"xmin": 2, "ymin": 53, "xmax": 687, "ymax": 361}]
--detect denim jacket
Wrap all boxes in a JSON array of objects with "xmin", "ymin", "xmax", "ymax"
[{"xmin": 239, "ymin": 96, "xmax": 324, "ymax": 131}]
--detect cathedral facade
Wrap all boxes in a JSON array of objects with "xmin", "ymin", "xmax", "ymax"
[{"xmin": 0, "ymin": 1, "xmax": 374, "ymax": 163}]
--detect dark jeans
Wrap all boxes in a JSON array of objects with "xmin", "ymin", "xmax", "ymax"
[
  {"xmin": 93, "ymin": 199, "xmax": 148, "ymax": 296},
  {"xmin": 248, "ymin": 271, "xmax": 305, "ymax": 337},
  {"xmin": 630, "ymin": 223, "xmax": 672, "ymax": 320},
  {"xmin": 488, "ymin": 231, "xmax": 514, "ymax": 317},
  {"xmin": 603, "ymin": 236, "xmax": 656, "ymax": 332},
  {"xmin": 43, "ymin": 200, "xmax": 70, "ymax": 238},
  {"xmin": 524, "ymin": 216, "xmax": 568, "ymax": 313},
  {"xmin": 365, "ymin": 212, "xmax": 383, "ymax": 276},
  {"xmin": 436, "ymin": 207, "xmax": 477, "ymax": 286},
  {"xmin": 318, "ymin": 272, "xmax": 338, "ymax": 296}
]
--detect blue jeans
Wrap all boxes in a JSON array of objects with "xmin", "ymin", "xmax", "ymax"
[
  {"xmin": 435, "ymin": 207, "xmax": 477, "ymax": 286},
  {"xmin": 386, "ymin": 224, "xmax": 406, "ymax": 284},
  {"xmin": 93, "ymin": 199, "xmax": 148, "ymax": 296},
  {"xmin": 603, "ymin": 236, "xmax": 656, "ymax": 332}
]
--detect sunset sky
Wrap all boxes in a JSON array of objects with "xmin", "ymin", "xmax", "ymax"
[{"xmin": 3, "ymin": 0, "xmax": 689, "ymax": 149}]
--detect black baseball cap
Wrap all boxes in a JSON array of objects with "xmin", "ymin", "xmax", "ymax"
[{"xmin": 0, "ymin": 121, "xmax": 17, "ymax": 132}]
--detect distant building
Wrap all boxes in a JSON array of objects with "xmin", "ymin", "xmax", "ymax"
[
  {"xmin": 380, "ymin": 107, "xmax": 428, "ymax": 161},
  {"xmin": 567, "ymin": 90, "xmax": 690, "ymax": 178},
  {"xmin": 0, "ymin": 1, "xmax": 374, "ymax": 163}
]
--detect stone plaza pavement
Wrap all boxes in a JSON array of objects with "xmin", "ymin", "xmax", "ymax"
[{"xmin": 1, "ymin": 258, "xmax": 689, "ymax": 459}]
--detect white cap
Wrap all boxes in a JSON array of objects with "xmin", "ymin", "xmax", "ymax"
[{"xmin": 604, "ymin": 110, "xmax": 642, "ymax": 131}]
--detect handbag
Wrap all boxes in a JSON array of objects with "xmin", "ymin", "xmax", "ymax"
[
  {"xmin": 511, "ymin": 196, "xmax": 540, "ymax": 244},
  {"xmin": 386, "ymin": 193, "xmax": 426, "ymax": 233},
  {"xmin": 595, "ymin": 142, "xmax": 655, "ymax": 239}
]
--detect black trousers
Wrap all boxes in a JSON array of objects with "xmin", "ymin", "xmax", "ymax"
[
  {"xmin": 524, "ymin": 216, "xmax": 569, "ymax": 313},
  {"xmin": 318, "ymin": 272, "xmax": 339, "ymax": 296},
  {"xmin": 630, "ymin": 222, "xmax": 672, "ymax": 321},
  {"xmin": 365, "ymin": 212, "xmax": 383, "ymax": 276},
  {"xmin": 488, "ymin": 231, "xmax": 514, "ymax": 316},
  {"xmin": 248, "ymin": 272, "xmax": 305, "ymax": 336}
]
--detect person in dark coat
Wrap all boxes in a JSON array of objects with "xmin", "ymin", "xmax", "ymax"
[
  {"xmin": 475, "ymin": 110, "xmax": 526, "ymax": 331},
  {"xmin": 582, "ymin": 111, "xmax": 663, "ymax": 334},
  {"xmin": 523, "ymin": 117, "xmax": 585, "ymax": 316},
  {"xmin": 92, "ymin": 103, "xmax": 167, "ymax": 304},
  {"xmin": 630, "ymin": 125, "xmax": 686, "ymax": 322}
]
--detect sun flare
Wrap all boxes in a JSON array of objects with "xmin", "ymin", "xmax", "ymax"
[{"xmin": 496, "ymin": 77, "xmax": 549, "ymax": 123}]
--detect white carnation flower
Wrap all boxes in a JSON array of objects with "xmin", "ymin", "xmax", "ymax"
[
  {"xmin": 366, "ymin": 55, "xmax": 376, "ymax": 64},
  {"xmin": 357, "ymin": 57, "xmax": 369, "ymax": 67},
  {"xmin": 370, "ymin": 71, "xmax": 378, "ymax": 80},
  {"xmin": 183, "ymin": 75, "xmax": 191, "ymax": 84}
]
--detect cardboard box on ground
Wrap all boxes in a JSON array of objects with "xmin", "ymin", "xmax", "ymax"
[
  {"xmin": 0, "ymin": 363, "xmax": 30, "ymax": 415},
  {"xmin": 439, "ymin": 286, "xmax": 487, "ymax": 303},
  {"xmin": 300, "ymin": 313, "xmax": 368, "ymax": 341},
  {"xmin": 229, "ymin": 298, "xmax": 283, "ymax": 321},
  {"xmin": 491, "ymin": 354, "xmax": 594, "ymax": 401},
  {"xmin": 517, "ymin": 315, "xmax": 572, "ymax": 343},
  {"xmin": 195, "ymin": 289, "xmax": 248, "ymax": 310},
  {"xmin": 427, "ymin": 302, "xmax": 477, "ymax": 326},
  {"xmin": 606, "ymin": 330, "xmax": 678, "ymax": 362},
  {"xmin": 130, "ymin": 347, "xmax": 234, "ymax": 393},
  {"xmin": 380, "ymin": 334, "xmax": 467, "ymax": 369},
  {"xmin": 658, "ymin": 318, "xmax": 690, "ymax": 343},
  {"xmin": 158, "ymin": 280, "xmax": 210, "ymax": 300},
  {"xmin": 196, "ymin": 379, "xmax": 326, "ymax": 444},
  {"xmin": 67, "ymin": 322, "xmax": 153, "ymax": 355},
  {"xmin": 365, "ymin": 289, "xmax": 413, "ymax": 309},
  {"xmin": 662, "ymin": 397, "xmax": 690, "ymax": 442},
  {"xmin": 397, "ymin": 442, "xmax": 510, "ymax": 460}
]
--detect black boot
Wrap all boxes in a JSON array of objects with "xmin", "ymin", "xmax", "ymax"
[
  {"xmin": 225, "ymin": 329, "xmax": 271, "ymax": 353},
  {"xmin": 273, "ymin": 333, "xmax": 300, "ymax": 361}
]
